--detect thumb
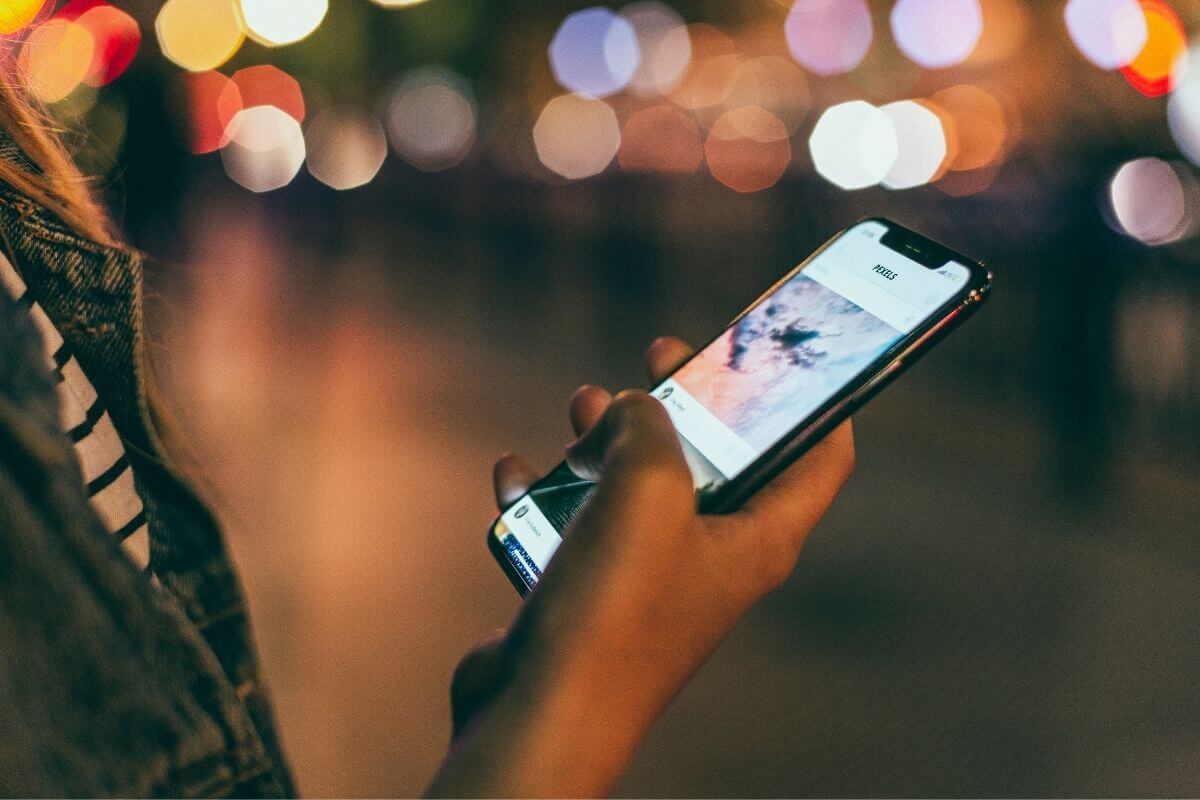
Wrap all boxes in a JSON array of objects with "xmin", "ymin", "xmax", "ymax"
[{"xmin": 564, "ymin": 390, "xmax": 690, "ymax": 485}]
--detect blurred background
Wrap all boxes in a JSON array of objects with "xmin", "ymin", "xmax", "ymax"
[{"xmin": 6, "ymin": 0, "xmax": 1200, "ymax": 794}]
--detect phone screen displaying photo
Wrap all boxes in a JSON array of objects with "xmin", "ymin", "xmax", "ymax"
[{"xmin": 494, "ymin": 220, "xmax": 971, "ymax": 587}]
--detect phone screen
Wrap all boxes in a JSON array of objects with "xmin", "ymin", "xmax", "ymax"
[{"xmin": 494, "ymin": 220, "xmax": 972, "ymax": 588}]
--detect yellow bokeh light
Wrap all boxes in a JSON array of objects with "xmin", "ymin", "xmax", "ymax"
[
  {"xmin": 19, "ymin": 18, "xmax": 94, "ymax": 103},
  {"xmin": 156, "ymin": 0, "xmax": 245, "ymax": 72},
  {"xmin": 239, "ymin": 0, "xmax": 327, "ymax": 47},
  {"xmin": 0, "ymin": 0, "xmax": 47, "ymax": 35}
]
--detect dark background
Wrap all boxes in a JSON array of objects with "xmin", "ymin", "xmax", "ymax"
[{"xmin": 50, "ymin": 0, "xmax": 1200, "ymax": 794}]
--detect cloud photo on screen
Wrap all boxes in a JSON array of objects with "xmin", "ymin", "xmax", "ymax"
[{"xmin": 674, "ymin": 273, "xmax": 903, "ymax": 451}]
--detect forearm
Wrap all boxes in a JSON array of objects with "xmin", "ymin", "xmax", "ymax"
[{"xmin": 426, "ymin": 654, "xmax": 657, "ymax": 798}]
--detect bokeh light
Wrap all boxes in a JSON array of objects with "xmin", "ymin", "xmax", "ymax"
[
  {"xmin": 387, "ymin": 68, "xmax": 477, "ymax": 172},
  {"xmin": 232, "ymin": 65, "xmax": 305, "ymax": 123},
  {"xmin": 1108, "ymin": 157, "xmax": 1191, "ymax": 245},
  {"xmin": 880, "ymin": 100, "xmax": 947, "ymax": 189},
  {"xmin": 621, "ymin": 2, "xmax": 691, "ymax": 97},
  {"xmin": 240, "ymin": 0, "xmax": 327, "ymax": 47},
  {"xmin": 19, "ymin": 18, "xmax": 94, "ymax": 103},
  {"xmin": 808, "ymin": 100, "xmax": 898, "ymax": 190},
  {"xmin": 549, "ymin": 7, "xmax": 640, "ymax": 98},
  {"xmin": 891, "ymin": 0, "xmax": 983, "ymax": 69},
  {"xmin": 1119, "ymin": 1, "xmax": 1186, "ymax": 97},
  {"xmin": 0, "ymin": 0, "xmax": 47, "ymax": 34},
  {"xmin": 722, "ymin": 55, "xmax": 810, "ymax": 133},
  {"xmin": 156, "ymin": 0, "xmax": 245, "ymax": 72},
  {"xmin": 220, "ymin": 105, "xmax": 307, "ymax": 192},
  {"xmin": 704, "ymin": 106, "xmax": 791, "ymax": 193},
  {"xmin": 618, "ymin": 104, "xmax": 703, "ymax": 174},
  {"xmin": 930, "ymin": 84, "xmax": 1006, "ymax": 171},
  {"xmin": 533, "ymin": 94, "xmax": 620, "ymax": 180},
  {"xmin": 966, "ymin": 0, "xmax": 1030, "ymax": 65},
  {"xmin": 305, "ymin": 107, "xmax": 389, "ymax": 191},
  {"xmin": 1064, "ymin": 0, "xmax": 1149, "ymax": 70},
  {"xmin": 784, "ymin": 0, "xmax": 873, "ymax": 76},
  {"xmin": 668, "ymin": 24, "xmax": 738, "ymax": 110},
  {"xmin": 64, "ymin": 2, "xmax": 140, "ymax": 87},
  {"xmin": 1168, "ymin": 44, "xmax": 1200, "ymax": 166},
  {"xmin": 183, "ymin": 70, "xmax": 243, "ymax": 154}
]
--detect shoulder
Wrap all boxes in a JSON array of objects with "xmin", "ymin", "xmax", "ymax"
[{"xmin": 0, "ymin": 290, "xmax": 60, "ymax": 434}]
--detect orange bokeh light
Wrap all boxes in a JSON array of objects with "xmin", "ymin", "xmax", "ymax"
[
  {"xmin": 618, "ymin": 105, "xmax": 703, "ymax": 174},
  {"xmin": 230, "ymin": 65, "xmax": 306, "ymax": 123},
  {"xmin": 18, "ymin": 17, "xmax": 94, "ymax": 103},
  {"xmin": 1120, "ymin": 0, "xmax": 1186, "ymax": 97},
  {"xmin": 704, "ymin": 106, "xmax": 791, "ymax": 193},
  {"xmin": 930, "ymin": 84, "xmax": 1007, "ymax": 172},
  {"xmin": 668, "ymin": 24, "xmax": 738, "ymax": 111},
  {"xmin": 183, "ymin": 70, "xmax": 243, "ymax": 154}
]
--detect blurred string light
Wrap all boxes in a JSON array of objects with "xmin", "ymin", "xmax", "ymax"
[
  {"xmin": 533, "ymin": 94, "xmax": 620, "ymax": 179},
  {"xmin": 808, "ymin": 100, "xmax": 898, "ymax": 190},
  {"xmin": 220, "ymin": 105, "xmax": 306, "ymax": 192},
  {"xmin": 19, "ymin": 18, "xmax": 94, "ymax": 103},
  {"xmin": 549, "ymin": 7, "xmax": 640, "ymax": 98},
  {"xmin": 156, "ymin": 0, "xmax": 245, "ymax": 72},
  {"xmin": 305, "ymin": 107, "xmax": 388, "ymax": 190},
  {"xmin": 880, "ymin": 100, "xmax": 947, "ymax": 189},
  {"xmin": 239, "ymin": 0, "xmax": 327, "ymax": 47},
  {"xmin": 1119, "ymin": 0, "xmax": 1186, "ymax": 97},
  {"xmin": 621, "ymin": 2, "xmax": 691, "ymax": 97},
  {"xmin": 183, "ymin": 70, "xmax": 242, "ymax": 153},
  {"xmin": 387, "ymin": 68, "xmax": 477, "ymax": 171},
  {"xmin": 232, "ymin": 64, "xmax": 305, "ymax": 123},
  {"xmin": 1108, "ymin": 157, "xmax": 1193, "ymax": 244},
  {"xmin": 668, "ymin": 23, "xmax": 738, "ymax": 110},
  {"xmin": 63, "ymin": 1, "xmax": 141, "ymax": 86},
  {"xmin": 617, "ymin": 104, "xmax": 703, "ymax": 173},
  {"xmin": 1168, "ymin": 41, "xmax": 1200, "ymax": 165},
  {"xmin": 722, "ymin": 56, "xmax": 809, "ymax": 133},
  {"xmin": 0, "ymin": 0, "xmax": 47, "ymax": 34},
  {"xmin": 1064, "ymin": 0, "xmax": 1148, "ymax": 70},
  {"xmin": 891, "ymin": 0, "xmax": 982, "ymax": 68},
  {"xmin": 704, "ymin": 105, "xmax": 791, "ymax": 193},
  {"xmin": 784, "ymin": 0, "xmax": 873, "ymax": 76}
]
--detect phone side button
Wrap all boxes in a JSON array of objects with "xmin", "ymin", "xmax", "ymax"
[{"xmin": 850, "ymin": 360, "xmax": 904, "ymax": 409}]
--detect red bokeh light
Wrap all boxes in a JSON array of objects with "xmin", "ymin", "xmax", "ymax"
[
  {"xmin": 1120, "ymin": 0, "xmax": 1186, "ymax": 98},
  {"xmin": 183, "ymin": 70, "xmax": 243, "ymax": 154},
  {"xmin": 61, "ymin": 1, "xmax": 141, "ymax": 87},
  {"xmin": 231, "ymin": 64, "xmax": 306, "ymax": 123}
]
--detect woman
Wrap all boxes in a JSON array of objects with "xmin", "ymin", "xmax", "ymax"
[{"xmin": 0, "ymin": 73, "xmax": 855, "ymax": 796}]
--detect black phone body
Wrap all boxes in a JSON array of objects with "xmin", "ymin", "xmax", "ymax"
[{"xmin": 489, "ymin": 218, "xmax": 992, "ymax": 596}]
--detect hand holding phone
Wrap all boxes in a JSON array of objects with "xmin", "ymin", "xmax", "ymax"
[
  {"xmin": 430, "ymin": 348, "xmax": 857, "ymax": 798},
  {"xmin": 490, "ymin": 218, "xmax": 991, "ymax": 594}
]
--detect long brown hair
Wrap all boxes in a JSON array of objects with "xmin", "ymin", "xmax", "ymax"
[{"xmin": 0, "ymin": 78, "xmax": 117, "ymax": 246}]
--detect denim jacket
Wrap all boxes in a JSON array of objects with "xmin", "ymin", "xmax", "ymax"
[{"xmin": 0, "ymin": 138, "xmax": 294, "ymax": 796}]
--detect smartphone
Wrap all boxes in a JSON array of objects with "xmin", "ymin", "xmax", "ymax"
[{"xmin": 489, "ymin": 218, "xmax": 992, "ymax": 595}]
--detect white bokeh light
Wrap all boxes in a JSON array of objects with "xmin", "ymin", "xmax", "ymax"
[
  {"xmin": 387, "ymin": 68, "xmax": 477, "ymax": 172},
  {"xmin": 306, "ymin": 107, "xmax": 388, "ymax": 190},
  {"xmin": 240, "ymin": 0, "xmax": 328, "ymax": 46},
  {"xmin": 891, "ymin": 0, "xmax": 983, "ymax": 68},
  {"xmin": 1064, "ymin": 0, "xmax": 1148, "ymax": 70},
  {"xmin": 533, "ymin": 94, "xmax": 620, "ymax": 179},
  {"xmin": 1109, "ymin": 158, "xmax": 1190, "ymax": 245},
  {"xmin": 621, "ymin": 2, "xmax": 690, "ymax": 97},
  {"xmin": 880, "ymin": 100, "xmax": 947, "ymax": 189},
  {"xmin": 1168, "ymin": 43, "xmax": 1200, "ymax": 166},
  {"xmin": 220, "ymin": 105, "xmax": 306, "ymax": 193},
  {"xmin": 809, "ymin": 100, "xmax": 898, "ymax": 190},
  {"xmin": 549, "ymin": 7, "xmax": 640, "ymax": 98}
]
